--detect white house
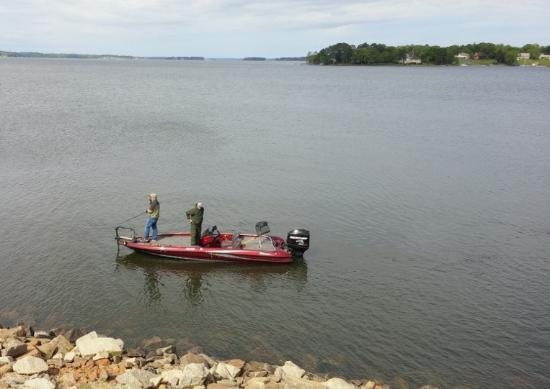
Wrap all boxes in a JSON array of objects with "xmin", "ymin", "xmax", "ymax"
[
  {"xmin": 402, "ymin": 53, "xmax": 422, "ymax": 64},
  {"xmin": 517, "ymin": 52, "xmax": 530, "ymax": 60},
  {"xmin": 540, "ymin": 54, "xmax": 550, "ymax": 60},
  {"xmin": 455, "ymin": 52, "xmax": 470, "ymax": 60}
]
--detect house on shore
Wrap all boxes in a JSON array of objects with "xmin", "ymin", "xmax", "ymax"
[
  {"xmin": 401, "ymin": 54, "xmax": 422, "ymax": 64},
  {"xmin": 517, "ymin": 52, "xmax": 530, "ymax": 60},
  {"xmin": 455, "ymin": 52, "xmax": 470, "ymax": 60},
  {"xmin": 540, "ymin": 54, "xmax": 550, "ymax": 60}
]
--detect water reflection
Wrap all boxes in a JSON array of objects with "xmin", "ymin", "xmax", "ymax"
[{"xmin": 115, "ymin": 252, "xmax": 308, "ymax": 306}]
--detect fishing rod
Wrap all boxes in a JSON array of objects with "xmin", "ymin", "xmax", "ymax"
[{"xmin": 116, "ymin": 211, "xmax": 145, "ymax": 226}]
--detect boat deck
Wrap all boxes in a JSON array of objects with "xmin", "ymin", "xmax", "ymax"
[
  {"xmin": 155, "ymin": 234, "xmax": 277, "ymax": 251},
  {"xmin": 157, "ymin": 235, "xmax": 191, "ymax": 246}
]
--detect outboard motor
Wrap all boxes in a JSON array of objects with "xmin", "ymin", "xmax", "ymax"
[{"xmin": 286, "ymin": 229, "xmax": 310, "ymax": 256}]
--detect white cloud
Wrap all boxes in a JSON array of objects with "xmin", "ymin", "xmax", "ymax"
[{"xmin": 0, "ymin": 0, "xmax": 548, "ymax": 56}]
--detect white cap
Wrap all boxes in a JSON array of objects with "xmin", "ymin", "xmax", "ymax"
[{"xmin": 197, "ymin": 202, "xmax": 204, "ymax": 209}]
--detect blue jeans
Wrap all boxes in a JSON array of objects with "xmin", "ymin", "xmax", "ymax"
[{"xmin": 144, "ymin": 217, "xmax": 158, "ymax": 241}]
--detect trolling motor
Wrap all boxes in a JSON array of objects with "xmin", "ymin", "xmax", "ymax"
[{"xmin": 286, "ymin": 228, "xmax": 310, "ymax": 257}]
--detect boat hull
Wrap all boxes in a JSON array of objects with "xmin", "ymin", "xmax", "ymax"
[{"xmin": 118, "ymin": 232, "xmax": 294, "ymax": 264}]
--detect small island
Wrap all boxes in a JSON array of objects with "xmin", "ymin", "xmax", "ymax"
[
  {"xmin": 307, "ymin": 42, "xmax": 550, "ymax": 66},
  {"xmin": 243, "ymin": 57, "xmax": 266, "ymax": 61}
]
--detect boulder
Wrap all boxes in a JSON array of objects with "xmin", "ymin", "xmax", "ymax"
[
  {"xmin": 75, "ymin": 331, "xmax": 123, "ymax": 357},
  {"xmin": 13, "ymin": 356, "xmax": 48, "ymax": 375},
  {"xmin": 36, "ymin": 341, "xmax": 58, "ymax": 360},
  {"xmin": 226, "ymin": 359, "xmax": 245, "ymax": 370},
  {"xmin": 63, "ymin": 351, "xmax": 75, "ymax": 363},
  {"xmin": 0, "ymin": 372, "xmax": 27, "ymax": 385},
  {"xmin": 116, "ymin": 371, "xmax": 142, "ymax": 389},
  {"xmin": 0, "ymin": 326, "xmax": 26, "ymax": 340},
  {"xmin": 4, "ymin": 340, "xmax": 27, "ymax": 358},
  {"xmin": 215, "ymin": 362, "xmax": 242, "ymax": 379},
  {"xmin": 142, "ymin": 336, "xmax": 163, "ymax": 348},
  {"xmin": 244, "ymin": 377, "xmax": 270, "ymax": 389},
  {"xmin": 51, "ymin": 336, "xmax": 72, "ymax": 354},
  {"xmin": 57, "ymin": 372, "xmax": 76, "ymax": 388},
  {"xmin": 127, "ymin": 348, "xmax": 146, "ymax": 358},
  {"xmin": 0, "ymin": 357, "xmax": 14, "ymax": 366},
  {"xmin": 156, "ymin": 345, "xmax": 175, "ymax": 356},
  {"xmin": 0, "ymin": 363, "xmax": 13, "ymax": 378},
  {"xmin": 326, "ymin": 378, "xmax": 355, "ymax": 389},
  {"xmin": 160, "ymin": 369, "xmax": 185, "ymax": 387},
  {"xmin": 280, "ymin": 361, "xmax": 305, "ymax": 379},
  {"xmin": 150, "ymin": 375, "xmax": 163, "ymax": 388},
  {"xmin": 180, "ymin": 352, "xmax": 209, "ymax": 367},
  {"xmin": 33, "ymin": 331, "xmax": 52, "ymax": 339},
  {"xmin": 362, "ymin": 382, "xmax": 376, "ymax": 389},
  {"xmin": 181, "ymin": 363, "xmax": 209, "ymax": 387},
  {"xmin": 60, "ymin": 328, "xmax": 86, "ymax": 344},
  {"xmin": 93, "ymin": 352, "xmax": 110, "ymax": 361},
  {"xmin": 116, "ymin": 368, "xmax": 156, "ymax": 388},
  {"xmin": 23, "ymin": 377, "xmax": 55, "ymax": 389}
]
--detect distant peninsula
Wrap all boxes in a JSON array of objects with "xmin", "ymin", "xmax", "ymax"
[
  {"xmin": 0, "ymin": 51, "xmax": 203, "ymax": 60},
  {"xmin": 307, "ymin": 42, "xmax": 550, "ymax": 66},
  {"xmin": 243, "ymin": 57, "xmax": 266, "ymax": 61}
]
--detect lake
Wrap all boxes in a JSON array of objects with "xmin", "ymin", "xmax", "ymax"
[{"xmin": 0, "ymin": 58, "xmax": 549, "ymax": 388}]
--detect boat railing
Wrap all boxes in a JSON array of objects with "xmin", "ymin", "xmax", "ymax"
[{"xmin": 115, "ymin": 226, "xmax": 136, "ymax": 243}]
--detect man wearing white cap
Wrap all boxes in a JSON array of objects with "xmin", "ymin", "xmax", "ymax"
[
  {"xmin": 186, "ymin": 202, "xmax": 204, "ymax": 246},
  {"xmin": 144, "ymin": 193, "xmax": 160, "ymax": 242}
]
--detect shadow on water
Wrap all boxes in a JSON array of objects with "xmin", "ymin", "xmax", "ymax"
[{"xmin": 115, "ymin": 251, "xmax": 309, "ymax": 306}]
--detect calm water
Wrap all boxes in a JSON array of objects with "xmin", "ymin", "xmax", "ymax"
[{"xmin": 1, "ymin": 58, "xmax": 549, "ymax": 388}]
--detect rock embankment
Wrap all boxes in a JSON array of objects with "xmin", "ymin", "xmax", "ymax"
[{"xmin": 0, "ymin": 324, "xmax": 436, "ymax": 389}]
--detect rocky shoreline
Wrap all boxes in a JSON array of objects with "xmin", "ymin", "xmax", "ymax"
[{"xmin": 0, "ymin": 324, "xmax": 437, "ymax": 389}]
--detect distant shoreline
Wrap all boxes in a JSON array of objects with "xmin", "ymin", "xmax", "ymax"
[{"xmin": 0, "ymin": 51, "xmax": 306, "ymax": 62}]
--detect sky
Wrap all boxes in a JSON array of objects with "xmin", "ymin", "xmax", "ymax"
[{"xmin": 1, "ymin": 0, "xmax": 549, "ymax": 57}]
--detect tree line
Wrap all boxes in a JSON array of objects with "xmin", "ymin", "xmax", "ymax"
[{"xmin": 307, "ymin": 42, "xmax": 550, "ymax": 66}]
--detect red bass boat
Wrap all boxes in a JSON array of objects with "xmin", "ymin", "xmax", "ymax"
[{"xmin": 115, "ymin": 222, "xmax": 310, "ymax": 264}]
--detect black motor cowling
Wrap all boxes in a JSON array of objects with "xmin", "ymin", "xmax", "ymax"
[{"xmin": 286, "ymin": 229, "xmax": 310, "ymax": 256}]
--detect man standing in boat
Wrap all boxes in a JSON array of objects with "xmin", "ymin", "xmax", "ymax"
[
  {"xmin": 144, "ymin": 193, "xmax": 160, "ymax": 242},
  {"xmin": 186, "ymin": 202, "xmax": 204, "ymax": 246}
]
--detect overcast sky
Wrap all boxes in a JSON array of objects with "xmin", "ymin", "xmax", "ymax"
[{"xmin": 1, "ymin": 0, "xmax": 549, "ymax": 57}]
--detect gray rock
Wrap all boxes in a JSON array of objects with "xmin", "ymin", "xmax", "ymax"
[
  {"xmin": 215, "ymin": 362, "xmax": 242, "ymax": 379},
  {"xmin": 155, "ymin": 345, "xmax": 175, "ymax": 356},
  {"xmin": 0, "ymin": 372, "xmax": 27, "ymax": 386},
  {"xmin": 326, "ymin": 377, "xmax": 355, "ymax": 389},
  {"xmin": 75, "ymin": 331, "xmax": 123, "ymax": 357},
  {"xmin": 0, "ymin": 356, "xmax": 14, "ymax": 366},
  {"xmin": 280, "ymin": 361, "xmax": 305, "ymax": 379},
  {"xmin": 4, "ymin": 340, "xmax": 28, "ymax": 358},
  {"xmin": 244, "ymin": 377, "xmax": 270, "ymax": 389},
  {"xmin": 36, "ymin": 341, "xmax": 57, "ymax": 360},
  {"xmin": 281, "ymin": 376, "xmax": 327, "ymax": 389},
  {"xmin": 149, "ymin": 375, "xmax": 162, "ymax": 388},
  {"xmin": 179, "ymin": 352, "xmax": 209, "ymax": 368},
  {"xmin": 180, "ymin": 363, "xmax": 209, "ymax": 387},
  {"xmin": 116, "ymin": 368, "xmax": 156, "ymax": 388},
  {"xmin": 13, "ymin": 356, "xmax": 48, "ymax": 375},
  {"xmin": 60, "ymin": 328, "xmax": 86, "ymax": 344},
  {"xmin": 116, "ymin": 371, "xmax": 142, "ymax": 389},
  {"xmin": 93, "ymin": 352, "xmax": 110, "ymax": 361},
  {"xmin": 51, "ymin": 335, "xmax": 72, "ymax": 355},
  {"xmin": 127, "ymin": 348, "xmax": 146, "ymax": 358},
  {"xmin": 33, "ymin": 331, "xmax": 52, "ymax": 339},
  {"xmin": 63, "ymin": 351, "xmax": 75, "ymax": 363},
  {"xmin": 0, "ymin": 326, "xmax": 26, "ymax": 340},
  {"xmin": 160, "ymin": 369, "xmax": 185, "ymax": 387},
  {"xmin": 23, "ymin": 377, "xmax": 55, "ymax": 389}
]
